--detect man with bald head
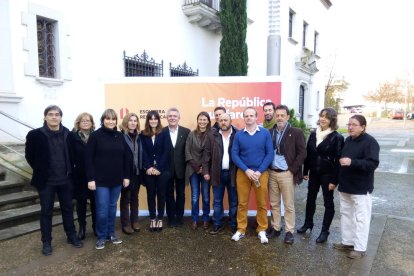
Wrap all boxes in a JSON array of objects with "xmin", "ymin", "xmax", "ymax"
[{"xmin": 202, "ymin": 113, "xmax": 238, "ymax": 234}]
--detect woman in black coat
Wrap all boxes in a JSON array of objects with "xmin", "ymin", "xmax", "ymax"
[
  {"xmin": 140, "ymin": 110, "xmax": 170, "ymax": 232},
  {"xmin": 71, "ymin": 112, "xmax": 96, "ymax": 239},
  {"xmin": 298, "ymin": 107, "xmax": 344, "ymax": 243},
  {"xmin": 333, "ymin": 114, "xmax": 379, "ymax": 259}
]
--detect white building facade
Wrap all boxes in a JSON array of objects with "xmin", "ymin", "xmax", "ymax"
[{"xmin": 0, "ymin": 0, "xmax": 331, "ymax": 142}]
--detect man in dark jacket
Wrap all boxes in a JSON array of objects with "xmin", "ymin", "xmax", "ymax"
[
  {"xmin": 25, "ymin": 105, "xmax": 83, "ymax": 256},
  {"xmin": 202, "ymin": 113, "xmax": 238, "ymax": 234},
  {"xmin": 267, "ymin": 104, "xmax": 306, "ymax": 244},
  {"xmin": 164, "ymin": 108, "xmax": 190, "ymax": 227},
  {"xmin": 212, "ymin": 106, "xmax": 226, "ymax": 131}
]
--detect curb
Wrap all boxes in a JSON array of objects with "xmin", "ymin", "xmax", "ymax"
[{"xmin": 348, "ymin": 213, "xmax": 387, "ymax": 276}]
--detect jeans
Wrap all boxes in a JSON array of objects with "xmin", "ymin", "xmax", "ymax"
[
  {"xmin": 166, "ymin": 172, "xmax": 186, "ymax": 223},
  {"xmin": 190, "ymin": 172, "xmax": 211, "ymax": 222},
  {"xmin": 95, "ymin": 185, "xmax": 122, "ymax": 240},
  {"xmin": 120, "ymin": 174, "xmax": 141, "ymax": 227},
  {"xmin": 212, "ymin": 170, "xmax": 237, "ymax": 228},
  {"xmin": 144, "ymin": 172, "xmax": 169, "ymax": 220},
  {"xmin": 38, "ymin": 183, "xmax": 77, "ymax": 242}
]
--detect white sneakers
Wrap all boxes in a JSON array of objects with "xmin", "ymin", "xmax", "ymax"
[
  {"xmin": 231, "ymin": 231, "xmax": 245, "ymax": 241},
  {"xmin": 231, "ymin": 230, "xmax": 268, "ymax": 244},
  {"xmin": 258, "ymin": 231, "xmax": 268, "ymax": 244}
]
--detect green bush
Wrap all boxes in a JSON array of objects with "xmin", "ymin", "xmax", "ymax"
[{"xmin": 288, "ymin": 108, "xmax": 310, "ymax": 138}]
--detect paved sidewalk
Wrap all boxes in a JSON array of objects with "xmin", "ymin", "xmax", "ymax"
[{"xmin": 1, "ymin": 171, "xmax": 413, "ymax": 275}]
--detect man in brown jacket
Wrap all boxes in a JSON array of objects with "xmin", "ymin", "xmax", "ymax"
[
  {"xmin": 267, "ymin": 104, "xmax": 306, "ymax": 244},
  {"xmin": 202, "ymin": 113, "xmax": 238, "ymax": 234}
]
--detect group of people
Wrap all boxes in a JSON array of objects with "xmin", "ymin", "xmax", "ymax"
[{"xmin": 25, "ymin": 103, "xmax": 379, "ymax": 260}]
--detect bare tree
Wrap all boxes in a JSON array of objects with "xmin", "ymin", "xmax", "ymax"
[
  {"xmin": 364, "ymin": 81, "xmax": 404, "ymax": 111},
  {"xmin": 324, "ymin": 55, "xmax": 349, "ymax": 111}
]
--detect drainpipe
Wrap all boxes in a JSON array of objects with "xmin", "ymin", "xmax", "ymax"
[{"xmin": 267, "ymin": 0, "xmax": 281, "ymax": 76}]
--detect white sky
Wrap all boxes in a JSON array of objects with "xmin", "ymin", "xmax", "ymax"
[{"xmin": 326, "ymin": 0, "xmax": 414, "ymax": 105}]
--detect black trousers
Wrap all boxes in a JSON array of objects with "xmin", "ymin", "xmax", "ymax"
[
  {"xmin": 304, "ymin": 172, "xmax": 335, "ymax": 230},
  {"xmin": 38, "ymin": 184, "xmax": 76, "ymax": 242},
  {"xmin": 76, "ymin": 189, "xmax": 96, "ymax": 230},
  {"xmin": 165, "ymin": 172, "xmax": 186, "ymax": 223},
  {"xmin": 120, "ymin": 174, "xmax": 141, "ymax": 227},
  {"xmin": 144, "ymin": 171, "xmax": 169, "ymax": 220}
]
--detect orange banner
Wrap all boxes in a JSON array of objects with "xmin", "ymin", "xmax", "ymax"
[{"xmin": 105, "ymin": 78, "xmax": 281, "ymax": 214}]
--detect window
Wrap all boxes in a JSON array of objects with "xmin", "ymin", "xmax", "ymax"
[
  {"xmin": 22, "ymin": 4, "xmax": 71, "ymax": 84},
  {"xmin": 170, "ymin": 62, "xmax": 198, "ymax": 77},
  {"xmin": 124, "ymin": 50, "xmax": 163, "ymax": 77},
  {"xmin": 37, "ymin": 16, "xmax": 56, "ymax": 78},
  {"xmin": 303, "ymin": 21, "xmax": 308, "ymax": 47},
  {"xmin": 288, "ymin": 9, "xmax": 295, "ymax": 38},
  {"xmin": 314, "ymin": 31, "xmax": 319, "ymax": 54}
]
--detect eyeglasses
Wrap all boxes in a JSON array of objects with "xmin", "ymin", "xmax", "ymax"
[
  {"xmin": 346, "ymin": 123, "xmax": 360, "ymax": 128},
  {"xmin": 80, "ymin": 120, "xmax": 91, "ymax": 123}
]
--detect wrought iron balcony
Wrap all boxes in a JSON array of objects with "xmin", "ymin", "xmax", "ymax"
[{"xmin": 182, "ymin": 0, "xmax": 221, "ymax": 33}]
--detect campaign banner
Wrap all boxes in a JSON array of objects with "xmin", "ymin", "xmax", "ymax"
[{"xmin": 105, "ymin": 77, "xmax": 282, "ymax": 214}]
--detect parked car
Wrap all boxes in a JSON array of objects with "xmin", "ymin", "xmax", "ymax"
[
  {"xmin": 388, "ymin": 110, "xmax": 404, "ymax": 120},
  {"xmin": 350, "ymin": 107, "xmax": 363, "ymax": 113},
  {"xmin": 407, "ymin": 112, "xmax": 414, "ymax": 120}
]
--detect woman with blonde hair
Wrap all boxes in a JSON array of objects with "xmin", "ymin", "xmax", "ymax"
[
  {"xmin": 71, "ymin": 112, "xmax": 96, "ymax": 239},
  {"xmin": 119, "ymin": 113, "xmax": 142, "ymax": 234},
  {"xmin": 85, "ymin": 109, "xmax": 131, "ymax": 250}
]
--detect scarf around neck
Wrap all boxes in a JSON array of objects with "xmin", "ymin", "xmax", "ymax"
[
  {"xmin": 263, "ymin": 118, "xmax": 276, "ymax": 129},
  {"xmin": 316, "ymin": 126, "xmax": 333, "ymax": 146}
]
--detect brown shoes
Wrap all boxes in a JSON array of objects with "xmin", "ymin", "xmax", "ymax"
[
  {"xmin": 122, "ymin": 225, "xmax": 134, "ymax": 235},
  {"xmin": 132, "ymin": 222, "xmax": 141, "ymax": 232},
  {"xmin": 191, "ymin": 221, "xmax": 198, "ymax": 230},
  {"xmin": 203, "ymin": 221, "xmax": 209, "ymax": 230},
  {"xmin": 348, "ymin": 250, "xmax": 366, "ymax": 259},
  {"xmin": 333, "ymin": 242, "xmax": 354, "ymax": 251}
]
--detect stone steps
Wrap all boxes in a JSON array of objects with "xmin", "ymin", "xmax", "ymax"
[
  {"xmin": 0, "ymin": 202, "xmax": 60, "ymax": 230},
  {"xmin": 0, "ymin": 212, "xmax": 78, "ymax": 241},
  {"xmin": 0, "ymin": 180, "xmax": 25, "ymax": 195},
  {"xmin": 0, "ymin": 190, "xmax": 38, "ymax": 211},
  {"xmin": 0, "ymin": 144, "xmax": 73, "ymax": 240}
]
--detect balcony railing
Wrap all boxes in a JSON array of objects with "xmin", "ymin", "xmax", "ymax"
[
  {"xmin": 183, "ymin": 0, "xmax": 219, "ymax": 11},
  {"xmin": 182, "ymin": 0, "xmax": 221, "ymax": 32}
]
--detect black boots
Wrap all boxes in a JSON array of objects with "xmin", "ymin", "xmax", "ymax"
[
  {"xmin": 316, "ymin": 230, "xmax": 330, "ymax": 243},
  {"xmin": 78, "ymin": 223, "xmax": 86, "ymax": 240},
  {"xmin": 297, "ymin": 223, "xmax": 314, "ymax": 234},
  {"xmin": 42, "ymin": 241, "xmax": 52, "ymax": 256}
]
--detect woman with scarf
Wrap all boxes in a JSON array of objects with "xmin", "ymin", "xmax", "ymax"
[
  {"xmin": 71, "ymin": 112, "xmax": 96, "ymax": 240},
  {"xmin": 298, "ymin": 107, "xmax": 344, "ymax": 243},
  {"xmin": 119, "ymin": 113, "xmax": 142, "ymax": 234},
  {"xmin": 185, "ymin": 111, "xmax": 212, "ymax": 230}
]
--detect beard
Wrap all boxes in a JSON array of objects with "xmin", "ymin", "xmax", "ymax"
[{"xmin": 220, "ymin": 125, "xmax": 230, "ymax": 131}]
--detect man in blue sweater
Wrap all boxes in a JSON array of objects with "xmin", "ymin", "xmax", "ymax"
[{"xmin": 231, "ymin": 107, "xmax": 273, "ymax": 244}]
